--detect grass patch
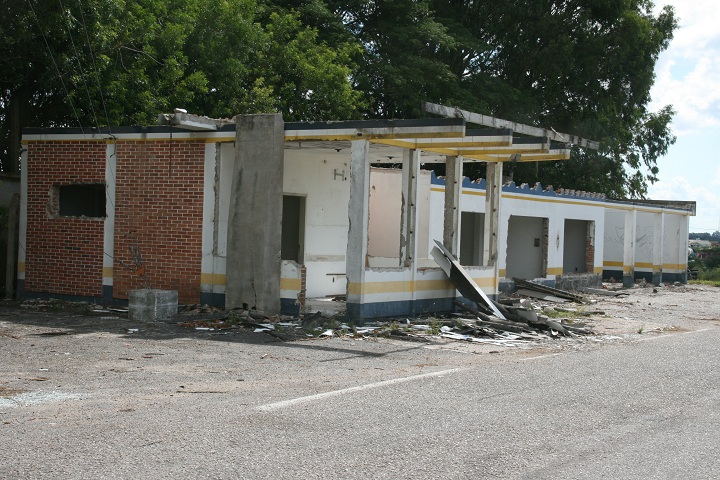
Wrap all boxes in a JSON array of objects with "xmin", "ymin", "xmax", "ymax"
[
  {"xmin": 690, "ymin": 268, "xmax": 720, "ymax": 287},
  {"xmin": 542, "ymin": 307, "xmax": 584, "ymax": 319},
  {"xmin": 690, "ymin": 279, "xmax": 720, "ymax": 287}
]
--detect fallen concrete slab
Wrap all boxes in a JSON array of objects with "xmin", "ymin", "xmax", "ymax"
[{"xmin": 431, "ymin": 240, "xmax": 506, "ymax": 319}]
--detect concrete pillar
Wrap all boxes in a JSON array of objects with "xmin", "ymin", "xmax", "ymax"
[
  {"xmin": 443, "ymin": 155, "xmax": 462, "ymax": 256},
  {"xmin": 225, "ymin": 114, "xmax": 284, "ymax": 314},
  {"xmin": 678, "ymin": 213, "xmax": 689, "ymax": 283},
  {"xmin": 103, "ymin": 142, "xmax": 117, "ymax": 304},
  {"xmin": 17, "ymin": 146, "xmax": 27, "ymax": 297},
  {"xmin": 623, "ymin": 207, "xmax": 637, "ymax": 287},
  {"xmin": 346, "ymin": 140, "xmax": 370, "ymax": 324},
  {"xmin": 483, "ymin": 162, "xmax": 502, "ymax": 267},
  {"xmin": 4, "ymin": 194, "xmax": 18, "ymax": 299},
  {"xmin": 401, "ymin": 149, "xmax": 420, "ymax": 266},
  {"xmin": 652, "ymin": 211, "xmax": 665, "ymax": 285},
  {"xmin": 401, "ymin": 149, "xmax": 421, "ymax": 315},
  {"xmin": 585, "ymin": 220, "xmax": 596, "ymax": 274}
]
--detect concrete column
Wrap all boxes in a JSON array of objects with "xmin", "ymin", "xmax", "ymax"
[
  {"xmin": 483, "ymin": 162, "xmax": 502, "ymax": 267},
  {"xmin": 346, "ymin": 140, "xmax": 370, "ymax": 324},
  {"xmin": 401, "ymin": 149, "xmax": 421, "ymax": 315},
  {"xmin": 443, "ymin": 155, "xmax": 462, "ymax": 256},
  {"xmin": 678, "ymin": 213, "xmax": 689, "ymax": 283},
  {"xmin": 103, "ymin": 142, "xmax": 117, "ymax": 304},
  {"xmin": 226, "ymin": 114, "xmax": 284, "ymax": 314},
  {"xmin": 652, "ymin": 211, "xmax": 665, "ymax": 285},
  {"xmin": 4, "ymin": 194, "xmax": 18, "ymax": 299},
  {"xmin": 17, "ymin": 146, "xmax": 28, "ymax": 297},
  {"xmin": 585, "ymin": 220, "xmax": 596, "ymax": 274},
  {"xmin": 401, "ymin": 149, "xmax": 420, "ymax": 266},
  {"xmin": 623, "ymin": 207, "xmax": 637, "ymax": 287}
]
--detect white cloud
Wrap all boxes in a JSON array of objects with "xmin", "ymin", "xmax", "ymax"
[
  {"xmin": 713, "ymin": 164, "xmax": 720, "ymax": 187},
  {"xmin": 648, "ymin": 175, "xmax": 720, "ymax": 232},
  {"xmin": 650, "ymin": 1, "xmax": 720, "ymax": 134}
]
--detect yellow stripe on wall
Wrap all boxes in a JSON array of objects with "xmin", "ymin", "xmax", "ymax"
[
  {"xmin": 200, "ymin": 273, "xmax": 226, "ymax": 285},
  {"xmin": 547, "ymin": 267, "xmax": 563, "ymax": 275},
  {"xmin": 347, "ymin": 276, "xmax": 496, "ymax": 295},
  {"xmin": 662, "ymin": 263, "xmax": 686, "ymax": 270},
  {"xmin": 17, "ymin": 262, "xmax": 25, "ymax": 273},
  {"xmin": 280, "ymin": 278, "xmax": 302, "ymax": 291},
  {"xmin": 102, "ymin": 267, "xmax": 113, "ymax": 278}
]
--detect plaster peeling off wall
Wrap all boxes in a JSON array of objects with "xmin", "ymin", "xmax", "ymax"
[
  {"xmin": 367, "ymin": 167, "xmax": 432, "ymax": 265},
  {"xmin": 368, "ymin": 168, "xmax": 402, "ymax": 260},
  {"xmin": 283, "ymin": 148, "xmax": 351, "ymax": 298}
]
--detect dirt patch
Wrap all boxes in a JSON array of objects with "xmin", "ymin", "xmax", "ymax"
[{"xmin": 0, "ymin": 386, "xmax": 27, "ymax": 397}]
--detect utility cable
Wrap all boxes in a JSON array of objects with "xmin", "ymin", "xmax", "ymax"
[{"xmin": 25, "ymin": 0, "xmax": 85, "ymax": 133}]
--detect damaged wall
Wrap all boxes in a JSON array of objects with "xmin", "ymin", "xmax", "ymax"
[
  {"xmin": 19, "ymin": 118, "xmax": 693, "ymax": 319},
  {"xmin": 21, "ymin": 140, "xmax": 107, "ymax": 299},
  {"xmin": 429, "ymin": 175, "xmax": 606, "ymax": 287},
  {"xmin": 113, "ymin": 139, "xmax": 205, "ymax": 304},
  {"xmin": 603, "ymin": 204, "xmax": 690, "ymax": 283}
]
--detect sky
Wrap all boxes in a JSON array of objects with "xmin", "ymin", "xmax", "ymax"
[{"xmin": 648, "ymin": 0, "xmax": 720, "ymax": 233}]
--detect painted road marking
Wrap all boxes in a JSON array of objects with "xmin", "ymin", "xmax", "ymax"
[
  {"xmin": 635, "ymin": 327, "xmax": 712, "ymax": 342},
  {"xmin": 256, "ymin": 367, "xmax": 467, "ymax": 412}
]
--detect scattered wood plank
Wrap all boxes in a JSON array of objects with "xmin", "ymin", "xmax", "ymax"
[
  {"xmin": 581, "ymin": 287, "xmax": 629, "ymax": 297},
  {"xmin": 515, "ymin": 289, "xmax": 570, "ymax": 303},
  {"xmin": 514, "ymin": 278, "xmax": 588, "ymax": 303}
]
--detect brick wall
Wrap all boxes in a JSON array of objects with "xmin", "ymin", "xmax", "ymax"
[
  {"xmin": 112, "ymin": 140, "xmax": 205, "ymax": 304},
  {"xmin": 24, "ymin": 141, "xmax": 107, "ymax": 297}
]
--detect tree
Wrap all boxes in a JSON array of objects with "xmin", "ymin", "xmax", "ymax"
[
  {"xmin": 0, "ymin": 0, "xmax": 362, "ymax": 172},
  {"xmin": 432, "ymin": 0, "xmax": 678, "ymax": 198},
  {"xmin": 281, "ymin": 0, "xmax": 676, "ymax": 197}
]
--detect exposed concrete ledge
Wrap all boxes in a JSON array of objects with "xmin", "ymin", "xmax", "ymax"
[
  {"xmin": 625, "ymin": 199, "xmax": 697, "ymax": 215},
  {"xmin": 157, "ymin": 110, "xmax": 234, "ymax": 131}
]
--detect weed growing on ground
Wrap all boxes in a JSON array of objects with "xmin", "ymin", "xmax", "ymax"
[{"xmin": 690, "ymin": 268, "xmax": 720, "ymax": 287}]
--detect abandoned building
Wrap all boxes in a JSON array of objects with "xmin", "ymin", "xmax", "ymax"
[{"xmin": 16, "ymin": 104, "xmax": 695, "ymax": 321}]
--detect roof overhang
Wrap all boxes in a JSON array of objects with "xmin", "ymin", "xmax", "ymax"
[{"xmin": 283, "ymin": 123, "xmax": 573, "ymax": 164}]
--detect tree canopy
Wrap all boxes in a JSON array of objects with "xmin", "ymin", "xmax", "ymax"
[{"xmin": 1, "ymin": 0, "xmax": 676, "ymax": 198}]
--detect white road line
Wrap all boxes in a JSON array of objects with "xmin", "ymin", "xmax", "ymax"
[
  {"xmin": 255, "ymin": 367, "xmax": 467, "ymax": 412},
  {"xmin": 520, "ymin": 353, "xmax": 564, "ymax": 361},
  {"xmin": 636, "ymin": 327, "xmax": 712, "ymax": 342}
]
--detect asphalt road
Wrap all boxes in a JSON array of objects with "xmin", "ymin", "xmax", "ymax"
[{"xmin": 1, "ymin": 306, "xmax": 719, "ymax": 479}]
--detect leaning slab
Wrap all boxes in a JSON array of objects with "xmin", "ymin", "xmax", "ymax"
[
  {"xmin": 129, "ymin": 289, "xmax": 178, "ymax": 322},
  {"xmin": 431, "ymin": 240, "xmax": 506, "ymax": 320}
]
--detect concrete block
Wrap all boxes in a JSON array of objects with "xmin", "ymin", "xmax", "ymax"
[{"xmin": 128, "ymin": 289, "xmax": 178, "ymax": 322}]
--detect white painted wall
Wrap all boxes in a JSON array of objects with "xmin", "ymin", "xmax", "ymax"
[
  {"xmin": 205, "ymin": 143, "xmax": 689, "ymax": 301},
  {"xmin": 603, "ymin": 209, "xmax": 626, "ymax": 266},
  {"xmin": 430, "ymin": 181, "xmax": 606, "ymax": 278},
  {"xmin": 283, "ymin": 148, "xmax": 351, "ymax": 297},
  {"xmin": 604, "ymin": 205, "xmax": 690, "ymax": 276},
  {"xmin": 635, "ymin": 211, "xmax": 655, "ymax": 268}
]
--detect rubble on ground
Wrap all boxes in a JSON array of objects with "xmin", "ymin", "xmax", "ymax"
[{"xmin": 7, "ymin": 279, "xmax": 692, "ymax": 348}]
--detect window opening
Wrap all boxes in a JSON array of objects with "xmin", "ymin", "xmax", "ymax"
[{"xmin": 58, "ymin": 184, "xmax": 106, "ymax": 218}]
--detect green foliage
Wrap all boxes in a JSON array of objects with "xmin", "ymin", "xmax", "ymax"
[
  {"xmin": 694, "ymin": 268, "xmax": 720, "ymax": 287},
  {"xmin": 0, "ymin": 0, "xmax": 362, "ymax": 171},
  {"xmin": 1, "ymin": 0, "xmax": 678, "ymax": 199}
]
